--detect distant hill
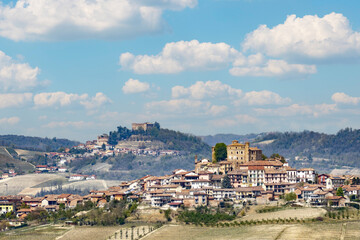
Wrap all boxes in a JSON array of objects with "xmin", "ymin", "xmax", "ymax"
[
  {"xmin": 200, "ymin": 128, "xmax": 360, "ymax": 173},
  {"xmin": 108, "ymin": 123, "xmax": 211, "ymax": 156},
  {"xmin": 201, "ymin": 133, "xmax": 266, "ymax": 146},
  {"xmin": 252, "ymin": 128, "xmax": 360, "ymax": 171},
  {"xmin": 0, "ymin": 135, "xmax": 80, "ymax": 152}
]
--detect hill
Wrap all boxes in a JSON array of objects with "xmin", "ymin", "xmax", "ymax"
[
  {"xmin": 0, "ymin": 147, "xmax": 35, "ymax": 174},
  {"xmin": 69, "ymin": 123, "xmax": 211, "ymax": 180},
  {"xmin": 201, "ymin": 133, "xmax": 265, "ymax": 146},
  {"xmin": 252, "ymin": 128, "xmax": 360, "ymax": 172},
  {"xmin": 0, "ymin": 135, "xmax": 80, "ymax": 152},
  {"xmin": 108, "ymin": 123, "xmax": 211, "ymax": 156}
]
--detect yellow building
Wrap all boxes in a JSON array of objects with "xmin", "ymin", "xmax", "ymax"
[
  {"xmin": 0, "ymin": 201, "xmax": 14, "ymax": 214},
  {"xmin": 227, "ymin": 141, "xmax": 262, "ymax": 166},
  {"xmin": 211, "ymin": 141, "xmax": 262, "ymax": 170}
]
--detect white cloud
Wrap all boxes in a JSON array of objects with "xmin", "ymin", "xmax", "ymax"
[
  {"xmin": 0, "ymin": 0, "xmax": 196, "ymax": 41},
  {"xmin": 146, "ymin": 98, "xmax": 229, "ymax": 117},
  {"xmin": 0, "ymin": 51, "xmax": 41, "ymax": 91},
  {"xmin": 34, "ymin": 92, "xmax": 88, "ymax": 107},
  {"xmin": 208, "ymin": 105, "xmax": 228, "ymax": 116},
  {"xmin": 243, "ymin": 12, "xmax": 360, "ymax": 60},
  {"xmin": 80, "ymin": 92, "xmax": 112, "ymax": 109},
  {"xmin": 34, "ymin": 91, "xmax": 111, "ymax": 109},
  {"xmin": 0, "ymin": 93, "xmax": 32, "ymax": 108},
  {"xmin": 146, "ymin": 99, "xmax": 209, "ymax": 113},
  {"xmin": 172, "ymin": 80, "xmax": 242, "ymax": 99},
  {"xmin": 0, "ymin": 116, "xmax": 20, "ymax": 125},
  {"xmin": 332, "ymin": 92, "xmax": 360, "ymax": 105},
  {"xmin": 120, "ymin": 40, "xmax": 240, "ymax": 74},
  {"xmin": 122, "ymin": 78, "xmax": 150, "ymax": 94},
  {"xmin": 209, "ymin": 114, "xmax": 258, "ymax": 127},
  {"xmin": 230, "ymin": 57, "xmax": 316, "ymax": 77},
  {"xmin": 255, "ymin": 103, "xmax": 337, "ymax": 117},
  {"xmin": 43, "ymin": 121, "xmax": 93, "ymax": 128},
  {"xmin": 236, "ymin": 90, "xmax": 291, "ymax": 106}
]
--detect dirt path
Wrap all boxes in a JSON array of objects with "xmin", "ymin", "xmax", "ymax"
[
  {"xmin": 340, "ymin": 223, "xmax": 347, "ymax": 240},
  {"xmin": 274, "ymin": 226, "xmax": 289, "ymax": 240}
]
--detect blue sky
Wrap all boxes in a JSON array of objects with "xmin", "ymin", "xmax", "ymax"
[{"xmin": 0, "ymin": 0, "xmax": 360, "ymax": 141}]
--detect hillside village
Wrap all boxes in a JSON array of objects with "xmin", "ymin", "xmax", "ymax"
[{"xmin": 0, "ymin": 135, "xmax": 360, "ymax": 229}]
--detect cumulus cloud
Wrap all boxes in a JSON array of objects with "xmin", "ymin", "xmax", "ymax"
[
  {"xmin": 122, "ymin": 78, "xmax": 150, "ymax": 94},
  {"xmin": 34, "ymin": 91, "xmax": 110, "ymax": 108},
  {"xmin": 120, "ymin": 40, "xmax": 240, "ymax": 74},
  {"xmin": 146, "ymin": 99, "xmax": 209, "ymax": 113},
  {"xmin": 0, "ymin": 116, "xmax": 20, "ymax": 125},
  {"xmin": 0, "ymin": 0, "xmax": 197, "ymax": 41},
  {"xmin": 172, "ymin": 80, "xmax": 242, "ymax": 99},
  {"xmin": 332, "ymin": 92, "xmax": 360, "ymax": 105},
  {"xmin": 243, "ymin": 12, "xmax": 360, "ymax": 60},
  {"xmin": 235, "ymin": 90, "xmax": 291, "ymax": 106},
  {"xmin": 171, "ymin": 80, "xmax": 290, "ymax": 106},
  {"xmin": 230, "ymin": 58, "xmax": 316, "ymax": 77},
  {"xmin": 208, "ymin": 105, "xmax": 228, "ymax": 116},
  {"xmin": 34, "ymin": 92, "xmax": 88, "ymax": 107},
  {"xmin": 0, "ymin": 93, "xmax": 32, "ymax": 108},
  {"xmin": 0, "ymin": 51, "xmax": 41, "ymax": 91},
  {"xmin": 146, "ymin": 98, "xmax": 227, "ymax": 116},
  {"xmin": 80, "ymin": 92, "xmax": 112, "ymax": 109},
  {"xmin": 255, "ymin": 103, "xmax": 337, "ymax": 117}
]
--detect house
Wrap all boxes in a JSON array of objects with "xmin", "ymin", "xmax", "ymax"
[
  {"xmin": 69, "ymin": 174, "xmax": 85, "ymax": 181},
  {"xmin": 248, "ymin": 166, "xmax": 264, "ymax": 186},
  {"xmin": 318, "ymin": 174, "xmax": 330, "ymax": 185},
  {"xmin": 326, "ymin": 196, "xmax": 348, "ymax": 207},
  {"xmin": 285, "ymin": 167, "xmax": 297, "ymax": 183},
  {"xmin": 326, "ymin": 176, "xmax": 346, "ymax": 189},
  {"xmin": 227, "ymin": 170, "xmax": 248, "ymax": 188},
  {"xmin": 297, "ymin": 168, "xmax": 317, "ymax": 183},
  {"xmin": 264, "ymin": 168, "xmax": 287, "ymax": 183},
  {"xmin": 41, "ymin": 195, "xmax": 58, "ymax": 207},
  {"xmin": 58, "ymin": 167, "xmax": 67, "ymax": 173},
  {"xmin": 235, "ymin": 186, "xmax": 263, "ymax": 200},
  {"xmin": 0, "ymin": 200, "xmax": 14, "ymax": 214},
  {"xmin": 190, "ymin": 179, "xmax": 211, "ymax": 189},
  {"xmin": 212, "ymin": 188, "xmax": 236, "ymax": 201}
]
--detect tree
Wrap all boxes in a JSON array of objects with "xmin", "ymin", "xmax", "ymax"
[
  {"xmin": 101, "ymin": 143, "xmax": 106, "ymax": 151},
  {"xmin": 270, "ymin": 153, "xmax": 285, "ymax": 163},
  {"xmin": 154, "ymin": 122, "xmax": 160, "ymax": 129},
  {"xmin": 222, "ymin": 175, "xmax": 232, "ymax": 189},
  {"xmin": 214, "ymin": 143, "xmax": 227, "ymax": 163},
  {"xmin": 284, "ymin": 192, "xmax": 297, "ymax": 202},
  {"xmin": 336, "ymin": 187, "xmax": 344, "ymax": 197},
  {"xmin": 261, "ymin": 154, "xmax": 267, "ymax": 160}
]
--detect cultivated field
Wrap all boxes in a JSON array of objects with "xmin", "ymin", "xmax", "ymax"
[
  {"xmin": 142, "ymin": 222, "xmax": 360, "ymax": 240},
  {"xmin": 0, "ymin": 174, "xmax": 64, "ymax": 195},
  {"xmin": 0, "ymin": 224, "xmax": 69, "ymax": 240},
  {"xmin": 0, "ymin": 173, "xmax": 124, "ymax": 196},
  {"xmin": 242, "ymin": 207, "xmax": 326, "ymax": 221}
]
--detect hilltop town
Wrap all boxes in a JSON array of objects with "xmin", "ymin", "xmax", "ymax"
[{"xmin": 0, "ymin": 133, "xmax": 360, "ymax": 236}]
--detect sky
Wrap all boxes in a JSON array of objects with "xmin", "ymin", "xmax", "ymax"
[{"xmin": 0, "ymin": 0, "xmax": 360, "ymax": 142}]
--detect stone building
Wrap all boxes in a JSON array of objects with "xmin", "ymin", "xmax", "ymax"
[
  {"xmin": 132, "ymin": 122, "xmax": 154, "ymax": 131},
  {"xmin": 214, "ymin": 141, "xmax": 262, "ymax": 168}
]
